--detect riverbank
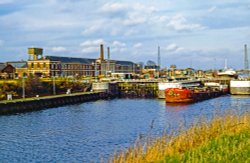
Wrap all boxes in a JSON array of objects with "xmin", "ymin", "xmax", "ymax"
[
  {"xmin": 110, "ymin": 111, "xmax": 250, "ymax": 162},
  {"xmin": 0, "ymin": 92, "xmax": 109, "ymax": 115}
]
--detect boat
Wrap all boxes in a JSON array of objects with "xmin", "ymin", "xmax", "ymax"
[
  {"xmin": 158, "ymin": 79, "xmax": 201, "ymax": 98},
  {"xmin": 204, "ymin": 82, "xmax": 229, "ymax": 94},
  {"xmin": 217, "ymin": 59, "xmax": 237, "ymax": 78},
  {"xmin": 230, "ymin": 79, "xmax": 250, "ymax": 95},
  {"xmin": 165, "ymin": 84, "xmax": 227, "ymax": 103},
  {"xmin": 217, "ymin": 68, "xmax": 237, "ymax": 78}
]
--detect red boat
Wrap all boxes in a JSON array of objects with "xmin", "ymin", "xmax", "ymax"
[{"xmin": 165, "ymin": 87, "xmax": 224, "ymax": 103}]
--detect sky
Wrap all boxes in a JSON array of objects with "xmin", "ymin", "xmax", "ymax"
[{"xmin": 0, "ymin": 0, "xmax": 250, "ymax": 70}]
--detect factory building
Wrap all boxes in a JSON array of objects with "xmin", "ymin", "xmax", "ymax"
[{"xmin": 26, "ymin": 45, "xmax": 141, "ymax": 77}]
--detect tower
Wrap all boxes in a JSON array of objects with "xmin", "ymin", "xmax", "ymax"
[
  {"xmin": 244, "ymin": 44, "xmax": 249, "ymax": 70},
  {"xmin": 28, "ymin": 48, "xmax": 43, "ymax": 61},
  {"xmin": 157, "ymin": 46, "xmax": 161, "ymax": 70}
]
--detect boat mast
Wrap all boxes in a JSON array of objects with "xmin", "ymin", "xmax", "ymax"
[{"xmin": 224, "ymin": 59, "xmax": 228, "ymax": 70}]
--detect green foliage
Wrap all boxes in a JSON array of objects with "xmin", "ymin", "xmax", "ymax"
[
  {"xmin": 0, "ymin": 77, "xmax": 92, "ymax": 100},
  {"xmin": 0, "ymin": 81, "xmax": 19, "ymax": 100},
  {"xmin": 24, "ymin": 75, "xmax": 44, "ymax": 96},
  {"xmin": 164, "ymin": 130, "xmax": 250, "ymax": 162}
]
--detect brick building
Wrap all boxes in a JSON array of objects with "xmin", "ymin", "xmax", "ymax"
[{"xmin": 26, "ymin": 45, "xmax": 141, "ymax": 77}]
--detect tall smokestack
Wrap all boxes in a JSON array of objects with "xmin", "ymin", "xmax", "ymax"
[
  {"xmin": 107, "ymin": 47, "xmax": 110, "ymax": 60},
  {"xmin": 244, "ymin": 44, "xmax": 249, "ymax": 70},
  {"xmin": 100, "ymin": 44, "xmax": 104, "ymax": 60},
  {"xmin": 107, "ymin": 47, "xmax": 110, "ymax": 74}
]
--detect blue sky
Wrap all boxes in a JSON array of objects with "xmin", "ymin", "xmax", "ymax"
[{"xmin": 0, "ymin": 0, "xmax": 250, "ymax": 69}]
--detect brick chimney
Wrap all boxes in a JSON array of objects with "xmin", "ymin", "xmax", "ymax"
[{"xmin": 100, "ymin": 44, "xmax": 104, "ymax": 61}]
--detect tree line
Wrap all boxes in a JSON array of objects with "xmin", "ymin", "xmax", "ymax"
[{"xmin": 0, "ymin": 76, "xmax": 92, "ymax": 100}]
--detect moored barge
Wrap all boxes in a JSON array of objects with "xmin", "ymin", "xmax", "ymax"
[{"xmin": 165, "ymin": 85, "xmax": 228, "ymax": 103}]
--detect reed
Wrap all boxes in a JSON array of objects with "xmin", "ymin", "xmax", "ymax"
[{"xmin": 109, "ymin": 110, "xmax": 250, "ymax": 163}]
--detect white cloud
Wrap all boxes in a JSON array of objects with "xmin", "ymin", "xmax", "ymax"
[
  {"xmin": 132, "ymin": 3, "xmax": 156, "ymax": 14},
  {"xmin": 100, "ymin": 2, "xmax": 128, "ymax": 13},
  {"xmin": 80, "ymin": 39, "xmax": 105, "ymax": 47},
  {"xmin": 80, "ymin": 39, "xmax": 105, "ymax": 54},
  {"xmin": 133, "ymin": 43, "xmax": 142, "ymax": 48},
  {"xmin": 124, "ymin": 29, "xmax": 138, "ymax": 36},
  {"xmin": 81, "ymin": 25, "xmax": 101, "ymax": 35},
  {"xmin": 123, "ymin": 14, "xmax": 147, "ymax": 26},
  {"xmin": 164, "ymin": 43, "xmax": 184, "ymax": 53},
  {"xmin": 100, "ymin": 2, "xmax": 156, "ymax": 14},
  {"xmin": 81, "ymin": 46, "xmax": 99, "ymax": 54},
  {"xmin": 110, "ymin": 41, "xmax": 127, "ymax": 53},
  {"xmin": 0, "ymin": 0, "xmax": 249, "ymax": 69},
  {"xmin": 208, "ymin": 6, "xmax": 217, "ymax": 13},
  {"xmin": 167, "ymin": 14, "xmax": 206, "ymax": 31},
  {"xmin": 112, "ymin": 41, "xmax": 126, "ymax": 47},
  {"xmin": 51, "ymin": 46, "xmax": 67, "ymax": 52},
  {"xmin": 0, "ymin": 0, "xmax": 13, "ymax": 5}
]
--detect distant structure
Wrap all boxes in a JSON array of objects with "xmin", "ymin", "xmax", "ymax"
[
  {"xmin": 157, "ymin": 46, "xmax": 161, "ymax": 70},
  {"xmin": 244, "ymin": 44, "xmax": 249, "ymax": 70}
]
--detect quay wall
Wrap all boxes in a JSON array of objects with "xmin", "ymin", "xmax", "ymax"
[
  {"xmin": 117, "ymin": 81, "xmax": 158, "ymax": 98},
  {"xmin": 0, "ymin": 92, "xmax": 109, "ymax": 115}
]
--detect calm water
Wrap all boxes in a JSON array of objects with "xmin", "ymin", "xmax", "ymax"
[{"xmin": 0, "ymin": 95, "xmax": 249, "ymax": 162}]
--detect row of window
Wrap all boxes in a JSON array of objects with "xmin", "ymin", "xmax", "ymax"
[
  {"xmin": 30, "ymin": 62, "xmax": 47, "ymax": 69},
  {"xmin": 61, "ymin": 64, "xmax": 94, "ymax": 70},
  {"xmin": 29, "ymin": 63, "xmax": 96, "ymax": 70},
  {"xmin": 29, "ymin": 62, "xmax": 138, "ymax": 75}
]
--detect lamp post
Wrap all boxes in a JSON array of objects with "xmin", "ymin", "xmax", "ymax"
[
  {"xmin": 22, "ymin": 75, "xmax": 27, "ymax": 99},
  {"xmin": 53, "ymin": 76, "xmax": 56, "ymax": 95},
  {"xmin": 22, "ymin": 77, "xmax": 25, "ymax": 99}
]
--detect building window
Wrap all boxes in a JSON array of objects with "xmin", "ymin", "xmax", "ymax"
[
  {"xmin": 37, "ymin": 63, "xmax": 40, "ymax": 68},
  {"xmin": 31, "ymin": 63, "xmax": 34, "ymax": 68},
  {"xmin": 43, "ymin": 63, "xmax": 46, "ymax": 68}
]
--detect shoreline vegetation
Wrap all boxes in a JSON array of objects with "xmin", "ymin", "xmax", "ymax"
[
  {"xmin": 0, "ymin": 76, "xmax": 91, "ymax": 101},
  {"xmin": 109, "ymin": 110, "xmax": 250, "ymax": 163}
]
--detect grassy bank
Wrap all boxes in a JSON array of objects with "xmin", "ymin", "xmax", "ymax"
[{"xmin": 110, "ymin": 111, "xmax": 250, "ymax": 163}]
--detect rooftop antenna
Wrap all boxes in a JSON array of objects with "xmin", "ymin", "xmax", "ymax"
[
  {"xmin": 244, "ymin": 44, "xmax": 249, "ymax": 70},
  {"xmin": 214, "ymin": 58, "xmax": 217, "ymax": 70},
  {"xmin": 190, "ymin": 59, "xmax": 193, "ymax": 68}
]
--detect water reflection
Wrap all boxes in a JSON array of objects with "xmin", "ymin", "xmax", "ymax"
[{"xmin": 165, "ymin": 102, "xmax": 191, "ymax": 112}]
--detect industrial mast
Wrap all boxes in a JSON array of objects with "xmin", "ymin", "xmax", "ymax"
[{"xmin": 244, "ymin": 44, "xmax": 249, "ymax": 70}]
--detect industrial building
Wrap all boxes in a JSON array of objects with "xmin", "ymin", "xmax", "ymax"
[{"xmin": 26, "ymin": 45, "xmax": 141, "ymax": 77}]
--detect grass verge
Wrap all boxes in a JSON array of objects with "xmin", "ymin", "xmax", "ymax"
[{"xmin": 109, "ymin": 111, "xmax": 250, "ymax": 163}]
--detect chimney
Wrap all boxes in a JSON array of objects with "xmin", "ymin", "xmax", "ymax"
[
  {"xmin": 107, "ymin": 47, "xmax": 110, "ymax": 73},
  {"xmin": 107, "ymin": 47, "xmax": 110, "ymax": 60},
  {"xmin": 100, "ymin": 44, "xmax": 104, "ymax": 61}
]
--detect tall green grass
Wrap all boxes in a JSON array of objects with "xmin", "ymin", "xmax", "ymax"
[{"xmin": 109, "ymin": 111, "xmax": 250, "ymax": 163}]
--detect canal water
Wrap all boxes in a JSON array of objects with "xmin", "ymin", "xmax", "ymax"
[{"xmin": 0, "ymin": 95, "xmax": 249, "ymax": 162}]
